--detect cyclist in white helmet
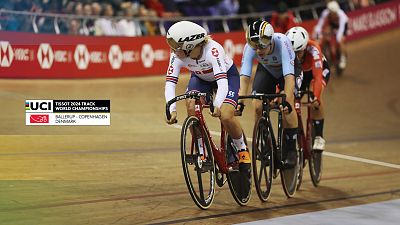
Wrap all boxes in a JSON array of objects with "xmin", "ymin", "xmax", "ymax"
[
  {"xmin": 239, "ymin": 20, "xmax": 303, "ymax": 168},
  {"xmin": 313, "ymin": 0, "xmax": 349, "ymax": 70},
  {"xmin": 286, "ymin": 26, "xmax": 331, "ymax": 151},
  {"xmin": 165, "ymin": 21, "xmax": 251, "ymax": 168}
]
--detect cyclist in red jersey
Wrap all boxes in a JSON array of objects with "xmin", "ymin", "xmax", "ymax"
[
  {"xmin": 286, "ymin": 26, "xmax": 330, "ymax": 150},
  {"xmin": 270, "ymin": 2, "xmax": 297, "ymax": 34}
]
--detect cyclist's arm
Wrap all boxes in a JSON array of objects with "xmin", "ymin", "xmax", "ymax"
[
  {"xmin": 165, "ymin": 54, "xmax": 182, "ymax": 113},
  {"xmin": 281, "ymin": 36, "xmax": 296, "ymax": 105},
  {"xmin": 284, "ymin": 74, "xmax": 296, "ymax": 105},
  {"xmin": 239, "ymin": 44, "xmax": 256, "ymax": 97},
  {"xmin": 314, "ymin": 9, "xmax": 329, "ymax": 38},
  {"xmin": 209, "ymin": 45, "xmax": 229, "ymax": 108},
  {"xmin": 336, "ymin": 10, "xmax": 349, "ymax": 42},
  {"xmin": 310, "ymin": 47, "xmax": 324, "ymax": 102}
]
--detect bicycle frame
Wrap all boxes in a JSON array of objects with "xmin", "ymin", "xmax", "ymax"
[
  {"xmin": 166, "ymin": 92, "xmax": 230, "ymax": 174},
  {"xmin": 239, "ymin": 93, "xmax": 286, "ymax": 167},
  {"xmin": 295, "ymin": 91, "xmax": 313, "ymax": 160},
  {"xmin": 193, "ymin": 98, "xmax": 230, "ymax": 174}
]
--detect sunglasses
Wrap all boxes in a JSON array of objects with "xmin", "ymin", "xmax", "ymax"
[{"xmin": 248, "ymin": 35, "xmax": 272, "ymax": 50}]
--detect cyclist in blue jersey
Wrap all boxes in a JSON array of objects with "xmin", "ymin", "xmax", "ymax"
[{"xmin": 238, "ymin": 20, "xmax": 302, "ymax": 168}]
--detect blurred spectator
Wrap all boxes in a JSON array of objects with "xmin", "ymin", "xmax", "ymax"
[
  {"xmin": 136, "ymin": 2, "xmax": 158, "ymax": 36},
  {"xmin": 270, "ymin": 2, "xmax": 297, "ymax": 34},
  {"xmin": 145, "ymin": 0, "xmax": 181, "ymax": 17},
  {"xmin": 69, "ymin": 19, "xmax": 80, "ymax": 35},
  {"xmin": 95, "ymin": 3, "xmax": 118, "ymax": 36},
  {"xmin": 160, "ymin": 0, "xmax": 182, "ymax": 16},
  {"xmin": 80, "ymin": 3, "xmax": 96, "ymax": 35},
  {"xmin": 116, "ymin": 2, "xmax": 141, "ymax": 36},
  {"xmin": 352, "ymin": 0, "xmax": 370, "ymax": 8}
]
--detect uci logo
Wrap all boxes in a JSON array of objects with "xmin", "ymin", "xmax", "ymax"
[{"xmin": 25, "ymin": 100, "xmax": 53, "ymax": 112}]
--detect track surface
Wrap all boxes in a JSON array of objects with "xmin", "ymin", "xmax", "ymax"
[{"xmin": 0, "ymin": 29, "xmax": 399, "ymax": 225}]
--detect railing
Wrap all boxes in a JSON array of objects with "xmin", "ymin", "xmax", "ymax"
[{"xmin": 0, "ymin": 0, "xmax": 377, "ymax": 36}]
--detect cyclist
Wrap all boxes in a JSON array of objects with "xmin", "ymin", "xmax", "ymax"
[
  {"xmin": 313, "ymin": 0, "xmax": 349, "ymax": 70},
  {"xmin": 286, "ymin": 26, "xmax": 330, "ymax": 151},
  {"xmin": 164, "ymin": 21, "xmax": 250, "ymax": 168},
  {"xmin": 239, "ymin": 20, "xmax": 302, "ymax": 168}
]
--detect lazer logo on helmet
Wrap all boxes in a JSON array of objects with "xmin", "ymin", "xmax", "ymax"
[{"xmin": 178, "ymin": 33, "xmax": 205, "ymax": 43}]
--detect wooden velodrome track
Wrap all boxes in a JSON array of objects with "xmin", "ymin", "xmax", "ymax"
[{"xmin": 0, "ymin": 29, "xmax": 399, "ymax": 225}]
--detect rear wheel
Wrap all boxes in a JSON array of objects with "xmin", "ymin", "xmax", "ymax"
[
  {"xmin": 309, "ymin": 123, "xmax": 323, "ymax": 187},
  {"xmin": 252, "ymin": 117, "xmax": 274, "ymax": 202},
  {"xmin": 309, "ymin": 149, "xmax": 323, "ymax": 186},
  {"xmin": 181, "ymin": 116, "xmax": 215, "ymax": 210},
  {"xmin": 280, "ymin": 130, "xmax": 300, "ymax": 198},
  {"xmin": 226, "ymin": 134, "xmax": 252, "ymax": 206}
]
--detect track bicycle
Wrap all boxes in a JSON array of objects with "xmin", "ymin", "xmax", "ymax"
[
  {"xmin": 166, "ymin": 92, "xmax": 252, "ymax": 209},
  {"xmin": 239, "ymin": 93, "xmax": 300, "ymax": 202},
  {"xmin": 295, "ymin": 90, "xmax": 323, "ymax": 190}
]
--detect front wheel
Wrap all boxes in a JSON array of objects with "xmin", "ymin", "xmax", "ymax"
[
  {"xmin": 181, "ymin": 116, "xmax": 215, "ymax": 210},
  {"xmin": 252, "ymin": 117, "xmax": 274, "ymax": 202}
]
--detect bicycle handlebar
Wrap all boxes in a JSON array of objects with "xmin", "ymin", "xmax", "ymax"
[
  {"xmin": 166, "ymin": 92, "xmax": 214, "ymax": 120},
  {"xmin": 239, "ymin": 93, "xmax": 287, "ymax": 103}
]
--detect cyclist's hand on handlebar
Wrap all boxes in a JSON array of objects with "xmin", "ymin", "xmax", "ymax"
[
  {"xmin": 279, "ymin": 101, "xmax": 293, "ymax": 114},
  {"xmin": 234, "ymin": 100, "xmax": 244, "ymax": 116},
  {"xmin": 166, "ymin": 111, "xmax": 177, "ymax": 124},
  {"xmin": 270, "ymin": 97, "xmax": 279, "ymax": 107},
  {"xmin": 309, "ymin": 93, "xmax": 320, "ymax": 110},
  {"xmin": 210, "ymin": 106, "xmax": 221, "ymax": 117}
]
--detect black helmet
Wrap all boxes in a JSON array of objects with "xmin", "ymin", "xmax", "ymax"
[{"xmin": 246, "ymin": 20, "xmax": 274, "ymax": 49}]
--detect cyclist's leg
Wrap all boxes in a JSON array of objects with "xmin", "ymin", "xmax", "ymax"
[
  {"xmin": 186, "ymin": 73, "xmax": 212, "ymax": 116},
  {"xmin": 280, "ymin": 60, "xmax": 302, "ymax": 167},
  {"xmin": 220, "ymin": 64, "xmax": 250, "ymax": 163},
  {"xmin": 310, "ymin": 60, "xmax": 330, "ymax": 150},
  {"xmin": 252, "ymin": 63, "xmax": 277, "ymax": 121}
]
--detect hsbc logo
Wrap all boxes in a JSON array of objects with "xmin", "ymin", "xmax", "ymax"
[
  {"xmin": 74, "ymin": 44, "xmax": 90, "ymax": 70},
  {"xmin": 37, "ymin": 43, "xmax": 54, "ymax": 69},
  {"xmin": 0, "ymin": 41, "xmax": 14, "ymax": 67},
  {"xmin": 141, "ymin": 44, "xmax": 154, "ymax": 68},
  {"xmin": 108, "ymin": 45, "xmax": 123, "ymax": 69},
  {"xmin": 211, "ymin": 48, "xmax": 219, "ymax": 57}
]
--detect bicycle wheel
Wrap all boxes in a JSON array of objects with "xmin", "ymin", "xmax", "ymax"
[
  {"xmin": 280, "ymin": 130, "xmax": 300, "ymax": 198},
  {"xmin": 309, "ymin": 149, "xmax": 323, "ymax": 186},
  {"xmin": 181, "ymin": 116, "xmax": 215, "ymax": 210},
  {"xmin": 309, "ymin": 123, "xmax": 323, "ymax": 187},
  {"xmin": 252, "ymin": 117, "xmax": 274, "ymax": 202},
  {"xmin": 296, "ymin": 148, "xmax": 304, "ymax": 191},
  {"xmin": 226, "ymin": 134, "xmax": 252, "ymax": 206},
  {"xmin": 296, "ymin": 130, "xmax": 306, "ymax": 191}
]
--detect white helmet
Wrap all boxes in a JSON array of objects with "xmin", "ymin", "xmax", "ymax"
[
  {"xmin": 327, "ymin": 1, "xmax": 340, "ymax": 13},
  {"xmin": 285, "ymin": 26, "xmax": 309, "ymax": 52},
  {"xmin": 166, "ymin": 21, "xmax": 207, "ymax": 52}
]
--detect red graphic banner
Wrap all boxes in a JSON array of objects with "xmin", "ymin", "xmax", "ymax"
[{"xmin": 0, "ymin": 1, "xmax": 399, "ymax": 79}]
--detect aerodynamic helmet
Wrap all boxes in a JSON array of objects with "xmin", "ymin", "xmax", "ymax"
[
  {"xmin": 166, "ymin": 21, "xmax": 207, "ymax": 52},
  {"xmin": 246, "ymin": 20, "xmax": 274, "ymax": 49},
  {"xmin": 285, "ymin": 26, "xmax": 309, "ymax": 52}
]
